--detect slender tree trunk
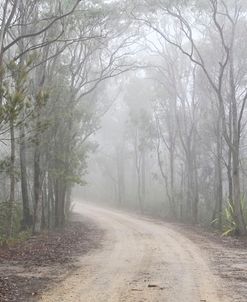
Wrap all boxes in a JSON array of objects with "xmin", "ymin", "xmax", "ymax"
[
  {"xmin": 55, "ymin": 179, "xmax": 66, "ymax": 228},
  {"xmin": 180, "ymin": 163, "xmax": 185, "ymax": 221},
  {"xmin": 41, "ymin": 189, "xmax": 46, "ymax": 230},
  {"xmin": 228, "ymin": 150, "xmax": 233, "ymax": 204},
  {"xmin": 54, "ymin": 180, "xmax": 59, "ymax": 228},
  {"xmin": 65, "ymin": 185, "xmax": 72, "ymax": 217},
  {"xmin": 32, "ymin": 42, "xmax": 48, "ymax": 232},
  {"xmin": 8, "ymin": 118, "xmax": 15, "ymax": 236},
  {"xmin": 0, "ymin": 53, "xmax": 4, "ymax": 106},
  {"xmin": 134, "ymin": 129, "xmax": 143, "ymax": 213},
  {"xmin": 169, "ymin": 145, "xmax": 177, "ymax": 218},
  {"xmin": 141, "ymin": 149, "xmax": 146, "ymax": 204},
  {"xmin": 47, "ymin": 173, "xmax": 54, "ymax": 229},
  {"xmin": 137, "ymin": 172, "xmax": 143, "ymax": 214},
  {"xmin": 230, "ymin": 46, "xmax": 246, "ymax": 234},
  {"xmin": 116, "ymin": 147, "xmax": 125, "ymax": 205},
  {"xmin": 192, "ymin": 155, "xmax": 199, "ymax": 225},
  {"xmin": 18, "ymin": 0, "xmax": 32, "ymax": 230},
  {"xmin": 20, "ymin": 124, "xmax": 32, "ymax": 228},
  {"xmin": 213, "ymin": 116, "xmax": 223, "ymax": 229},
  {"xmin": 33, "ymin": 145, "xmax": 41, "ymax": 233},
  {"xmin": 228, "ymin": 97, "xmax": 233, "ymax": 205},
  {"xmin": 32, "ymin": 103, "xmax": 43, "ymax": 233},
  {"xmin": 0, "ymin": 1, "xmax": 6, "ymax": 106},
  {"xmin": 232, "ymin": 141, "xmax": 246, "ymax": 234},
  {"xmin": 186, "ymin": 153, "xmax": 193, "ymax": 223}
]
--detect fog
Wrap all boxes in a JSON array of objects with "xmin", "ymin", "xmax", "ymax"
[{"xmin": 1, "ymin": 0, "xmax": 247, "ymax": 237}]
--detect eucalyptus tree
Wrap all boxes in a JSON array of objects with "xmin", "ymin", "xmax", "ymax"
[
  {"xmin": 46, "ymin": 7, "xmax": 140, "ymax": 228},
  {"xmin": 131, "ymin": 0, "xmax": 247, "ymax": 234},
  {"xmin": 124, "ymin": 76, "xmax": 155, "ymax": 213},
  {"xmin": 0, "ymin": 0, "xmax": 84, "ymax": 235},
  {"xmin": 0, "ymin": 0, "xmax": 143, "ymax": 234}
]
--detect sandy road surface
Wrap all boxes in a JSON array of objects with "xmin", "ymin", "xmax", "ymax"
[{"xmin": 40, "ymin": 203, "xmax": 228, "ymax": 302}]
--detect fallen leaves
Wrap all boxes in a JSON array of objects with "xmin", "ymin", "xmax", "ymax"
[{"xmin": 0, "ymin": 218, "xmax": 103, "ymax": 301}]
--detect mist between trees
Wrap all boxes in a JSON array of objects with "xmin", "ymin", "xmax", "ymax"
[{"xmin": 0, "ymin": 0, "xmax": 247, "ymax": 241}]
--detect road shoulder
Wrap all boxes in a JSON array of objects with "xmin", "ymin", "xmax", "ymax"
[
  {"xmin": 0, "ymin": 214, "xmax": 103, "ymax": 302},
  {"xmin": 169, "ymin": 223, "xmax": 247, "ymax": 302}
]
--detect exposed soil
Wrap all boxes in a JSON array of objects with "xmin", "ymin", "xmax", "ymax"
[
  {"xmin": 171, "ymin": 223, "xmax": 247, "ymax": 302},
  {"xmin": 2, "ymin": 204, "xmax": 247, "ymax": 302},
  {"xmin": 40, "ymin": 203, "xmax": 231, "ymax": 302},
  {"xmin": 0, "ymin": 214, "xmax": 103, "ymax": 302}
]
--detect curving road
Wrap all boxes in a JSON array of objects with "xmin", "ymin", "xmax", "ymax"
[{"xmin": 40, "ymin": 203, "xmax": 228, "ymax": 302}]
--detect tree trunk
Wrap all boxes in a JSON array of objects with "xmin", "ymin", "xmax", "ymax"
[
  {"xmin": 232, "ymin": 145, "xmax": 246, "ymax": 234},
  {"xmin": 20, "ymin": 124, "xmax": 32, "ymax": 229},
  {"xmin": 186, "ymin": 153, "xmax": 193, "ymax": 223},
  {"xmin": 212, "ymin": 116, "xmax": 223, "ymax": 229},
  {"xmin": 141, "ymin": 149, "xmax": 146, "ymax": 205},
  {"xmin": 227, "ymin": 150, "xmax": 233, "ymax": 205},
  {"xmin": 170, "ymin": 147, "xmax": 176, "ymax": 217},
  {"xmin": 134, "ymin": 129, "xmax": 143, "ymax": 213},
  {"xmin": 116, "ymin": 146, "xmax": 125, "ymax": 205},
  {"xmin": 47, "ymin": 173, "xmax": 54, "ymax": 229},
  {"xmin": 33, "ymin": 145, "xmax": 41, "ymax": 233},
  {"xmin": 8, "ymin": 118, "xmax": 15, "ymax": 236},
  {"xmin": 55, "ymin": 179, "xmax": 66, "ymax": 228},
  {"xmin": 230, "ymin": 43, "xmax": 246, "ymax": 234},
  {"xmin": 192, "ymin": 155, "xmax": 199, "ymax": 225}
]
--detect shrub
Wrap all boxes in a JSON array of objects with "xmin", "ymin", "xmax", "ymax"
[
  {"xmin": 222, "ymin": 198, "xmax": 247, "ymax": 236},
  {"xmin": 0, "ymin": 201, "xmax": 23, "ymax": 245}
]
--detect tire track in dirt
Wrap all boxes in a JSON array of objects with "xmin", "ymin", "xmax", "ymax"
[{"xmin": 40, "ymin": 203, "xmax": 229, "ymax": 302}]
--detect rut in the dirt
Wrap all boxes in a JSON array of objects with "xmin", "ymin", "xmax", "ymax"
[{"xmin": 40, "ymin": 204, "xmax": 230, "ymax": 302}]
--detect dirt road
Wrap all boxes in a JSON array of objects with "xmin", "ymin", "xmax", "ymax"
[{"xmin": 40, "ymin": 203, "xmax": 228, "ymax": 302}]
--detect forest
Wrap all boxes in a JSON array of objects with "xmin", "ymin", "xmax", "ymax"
[{"xmin": 1, "ymin": 0, "xmax": 247, "ymax": 246}]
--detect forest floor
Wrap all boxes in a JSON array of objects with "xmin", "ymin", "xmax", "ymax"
[
  {"xmin": 0, "ymin": 214, "xmax": 103, "ymax": 302},
  {"xmin": 40, "ymin": 203, "xmax": 247, "ymax": 302}
]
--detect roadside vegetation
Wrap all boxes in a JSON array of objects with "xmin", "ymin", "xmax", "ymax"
[{"xmin": 0, "ymin": 0, "xmax": 138, "ymax": 243}]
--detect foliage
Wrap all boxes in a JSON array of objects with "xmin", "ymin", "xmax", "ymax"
[
  {"xmin": 1, "ymin": 230, "xmax": 31, "ymax": 247},
  {"xmin": 221, "ymin": 202, "xmax": 236, "ymax": 237},
  {"xmin": 0, "ymin": 202, "xmax": 25, "ymax": 246},
  {"xmin": 221, "ymin": 199, "xmax": 247, "ymax": 237}
]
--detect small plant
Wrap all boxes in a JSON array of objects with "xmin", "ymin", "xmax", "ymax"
[
  {"xmin": 221, "ymin": 198, "xmax": 247, "ymax": 237},
  {"xmin": 0, "ymin": 201, "xmax": 23, "ymax": 246},
  {"xmin": 3, "ymin": 230, "xmax": 32, "ymax": 247},
  {"xmin": 221, "ymin": 202, "xmax": 236, "ymax": 236}
]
